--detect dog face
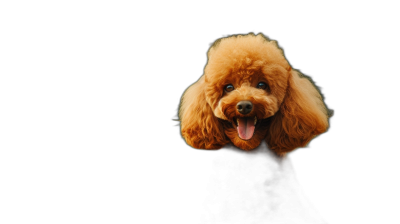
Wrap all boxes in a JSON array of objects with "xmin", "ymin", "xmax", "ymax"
[
  {"xmin": 205, "ymin": 66, "xmax": 289, "ymax": 150},
  {"xmin": 179, "ymin": 34, "xmax": 330, "ymax": 154}
]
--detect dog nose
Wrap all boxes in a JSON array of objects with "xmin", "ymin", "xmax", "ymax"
[{"xmin": 236, "ymin": 101, "xmax": 253, "ymax": 115}]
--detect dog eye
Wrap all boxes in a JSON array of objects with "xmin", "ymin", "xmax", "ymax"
[
  {"xmin": 257, "ymin": 82, "xmax": 268, "ymax": 90},
  {"xmin": 224, "ymin": 84, "xmax": 234, "ymax": 92}
]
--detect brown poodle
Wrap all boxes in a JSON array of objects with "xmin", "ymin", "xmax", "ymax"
[{"xmin": 179, "ymin": 33, "xmax": 331, "ymax": 155}]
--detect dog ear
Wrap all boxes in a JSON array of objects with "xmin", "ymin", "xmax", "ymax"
[
  {"xmin": 266, "ymin": 70, "xmax": 329, "ymax": 155},
  {"xmin": 179, "ymin": 76, "xmax": 229, "ymax": 149}
]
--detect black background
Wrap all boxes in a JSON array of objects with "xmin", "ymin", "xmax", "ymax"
[{"xmin": 58, "ymin": 6, "xmax": 397, "ymax": 223}]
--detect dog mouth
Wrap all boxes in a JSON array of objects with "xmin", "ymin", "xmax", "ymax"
[{"xmin": 233, "ymin": 116, "xmax": 257, "ymax": 140}]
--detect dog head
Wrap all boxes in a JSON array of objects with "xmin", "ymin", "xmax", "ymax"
[{"xmin": 179, "ymin": 33, "xmax": 330, "ymax": 155}]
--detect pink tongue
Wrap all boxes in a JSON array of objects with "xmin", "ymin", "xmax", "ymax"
[{"xmin": 237, "ymin": 117, "xmax": 255, "ymax": 140}]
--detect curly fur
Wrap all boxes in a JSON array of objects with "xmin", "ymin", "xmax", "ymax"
[
  {"xmin": 179, "ymin": 34, "xmax": 330, "ymax": 224},
  {"xmin": 179, "ymin": 33, "xmax": 330, "ymax": 155}
]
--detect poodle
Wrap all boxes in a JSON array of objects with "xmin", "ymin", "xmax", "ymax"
[{"xmin": 179, "ymin": 33, "xmax": 331, "ymax": 155}]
